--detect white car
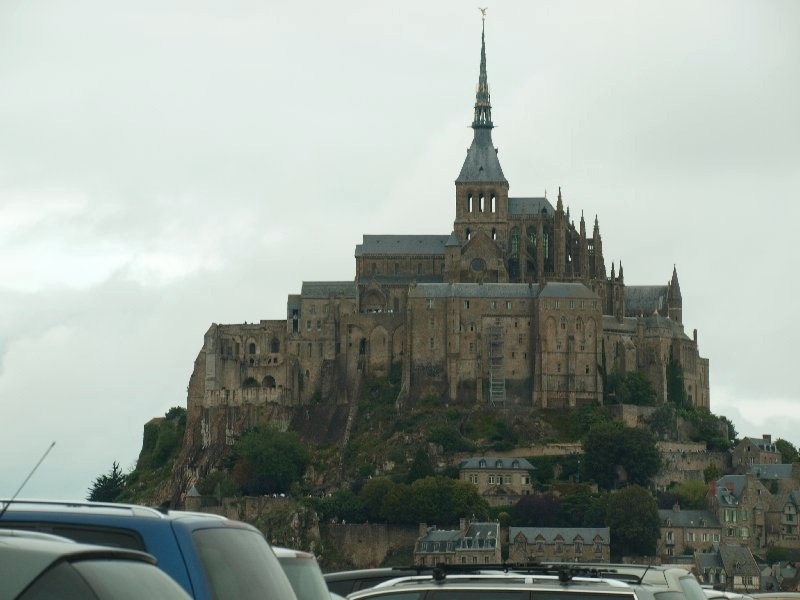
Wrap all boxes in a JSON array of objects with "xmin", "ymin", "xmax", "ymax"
[{"xmin": 273, "ymin": 545, "xmax": 336, "ymax": 600}]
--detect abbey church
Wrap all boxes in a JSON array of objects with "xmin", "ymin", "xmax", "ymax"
[{"xmin": 193, "ymin": 22, "xmax": 709, "ymax": 448}]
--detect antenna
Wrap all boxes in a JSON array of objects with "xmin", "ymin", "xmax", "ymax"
[{"xmin": 0, "ymin": 441, "xmax": 56, "ymax": 519}]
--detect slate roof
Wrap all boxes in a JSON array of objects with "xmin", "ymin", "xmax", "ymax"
[
  {"xmin": 741, "ymin": 436, "xmax": 779, "ymax": 453},
  {"xmin": 300, "ymin": 281, "xmax": 357, "ymax": 299},
  {"xmin": 510, "ymin": 527, "xmax": 610, "ymax": 543},
  {"xmin": 508, "ymin": 197, "xmax": 554, "ymax": 216},
  {"xmin": 719, "ymin": 544, "xmax": 761, "ymax": 577},
  {"xmin": 538, "ymin": 282, "xmax": 600, "ymax": 299},
  {"xmin": 408, "ymin": 281, "xmax": 595, "ymax": 300},
  {"xmin": 356, "ymin": 235, "xmax": 450, "ymax": 257},
  {"xmin": 361, "ymin": 275, "xmax": 444, "ymax": 285},
  {"xmin": 659, "ymin": 508, "xmax": 721, "ymax": 528},
  {"xmin": 456, "ymin": 128, "xmax": 507, "ymax": 184},
  {"xmin": 750, "ymin": 464, "xmax": 793, "ymax": 479},
  {"xmin": 625, "ymin": 285, "xmax": 668, "ymax": 316},
  {"xmin": 715, "ymin": 475, "xmax": 747, "ymax": 506},
  {"xmin": 460, "ymin": 457, "xmax": 535, "ymax": 471}
]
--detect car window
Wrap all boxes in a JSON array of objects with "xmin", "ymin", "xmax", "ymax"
[
  {"xmin": 278, "ymin": 555, "xmax": 331, "ymax": 600},
  {"xmin": 193, "ymin": 528, "xmax": 297, "ymax": 600},
  {"xmin": 19, "ymin": 559, "xmax": 190, "ymax": 600},
  {"xmin": 0, "ymin": 521, "xmax": 145, "ymax": 550},
  {"xmin": 677, "ymin": 575, "xmax": 708, "ymax": 600}
]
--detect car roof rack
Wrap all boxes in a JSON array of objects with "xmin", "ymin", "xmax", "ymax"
[{"xmin": 391, "ymin": 563, "xmax": 644, "ymax": 584}]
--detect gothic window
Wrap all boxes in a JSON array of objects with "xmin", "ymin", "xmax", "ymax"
[
  {"xmin": 466, "ymin": 228, "xmax": 472, "ymax": 241},
  {"xmin": 560, "ymin": 317, "xmax": 567, "ymax": 330},
  {"xmin": 510, "ymin": 228, "xmax": 520, "ymax": 255},
  {"xmin": 249, "ymin": 343, "xmax": 256, "ymax": 354},
  {"xmin": 576, "ymin": 317, "xmax": 583, "ymax": 331},
  {"xmin": 464, "ymin": 300, "xmax": 470, "ymax": 309},
  {"xmin": 490, "ymin": 193, "xmax": 496, "ymax": 213},
  {"xmin": 270, "ymin": 338, "xmax": 279, "ymax": 353},
  {"xmin": 479, "ymin": 193, "xmax": 485, "ymax": 212},
  {"xmin": 467, "ymin": 193, "xmax": 473, "ymax": 212}
]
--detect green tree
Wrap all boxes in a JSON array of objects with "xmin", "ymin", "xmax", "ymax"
[
  {"xmin": 703, "ymin": 463, "xmax": 722, "ymax": 484},
  {"xmin": 407, "ymin": 448, "xmax": 435, "ymax": 483},
  {"xmin": 605, "ymin": 371, "xmax": 656, "ymax": 406},
  {"xmin": 605, "ymin": 485, "xmax": 660, "ymax": 559},
  {"xmin": 511, "ymin": 493, "xmax": 561, "ymax": 526},
  {"xmin": 668, "ymin": 480, "xmax": 708, "ymax": 510},
  {"xmin": 360, "ymin": 477, "xmax": 395, "ymax": 521},
  {"xmin": 775, "ymin": 439, "xmax": 799, "ymax": 463},
  {"xmin": 581, "ymin": 423, "xmax": 660, "ymax": 490},
  {"xmin": 666, "ymin": 359, "xmax": 689, "ymax": 408},
  {"xmin": 87, "ymin": 461, "xmax": 127, "ymax": 502},
  {"xmin": 230, "ymin": 425, "xmax": 309, "ymax": 495}
]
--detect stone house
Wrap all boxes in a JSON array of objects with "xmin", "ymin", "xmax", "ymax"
[
  {"xmin": 659, "ymin": 505, "xmax": 721, "ymax": 559},
  {"xmin": 765, "ymin": 490, "xmax": 800, "ymax": 549},
  {"xmin": 508, "ymin": 527, "xmax": 610, "ymax": 563},
  {"xmin": 708, "ymin": 474, "xmax": 771, "ymax": 552},
  {"xmin": 695, "ymin": 544, "xmax": 760, "ymax": 593},
  {"xmin": 414, "ymin": 520, "xmax": 501, "ymax": 566},
  {"xmin": 459, "ymin": 457, "xmax": 535, "ymax": 506},
  {"xmin": 732, "ymin": 436, "xmax": 781, "ymax": 474}
]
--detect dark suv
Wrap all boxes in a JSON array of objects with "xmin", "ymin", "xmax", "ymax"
[{"xmin": 0, "ymin": 499, "xmax": 298, "ymax": 600}]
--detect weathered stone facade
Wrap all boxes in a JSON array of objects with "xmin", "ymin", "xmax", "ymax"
[
  {"xmin": 508, "ymin": 526, "xmax": 611, "ymax": 563},
  {"xmin": 178, "ymin": 22, "xmax": 710, "ymax": 490}
]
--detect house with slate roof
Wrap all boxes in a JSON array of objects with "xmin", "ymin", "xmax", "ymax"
[
  {"xmin": 413, "ymin": 520, "xmax": 501, "ymax": 566},
  {"xmin": 659, "ymin": 504, "xmax": 722, "ymax": 559},
  {"xmin": 733, "ymin": 435, "xmax": 782, "ymax": 474},
  {"xmin": 765, "ymin": 490, "xmax": 800, "ymax": 548},
  {"xmin": 508, "ymin": 526, "xmax": 610, "ymax": 563},
  {"xmin": 695, "ymin": 544, "xmax": 760, "ymax": 592},
  {"xmin": 188, "ymin": 17, "xmax": 710, "ymax": 465},
  {"xmin": 459, "ymin": 456, "xmax": 534, "ymax": 506},
  {"xmin": 708, "ymin": 474, "xmax": 770, "ymax": 553}
]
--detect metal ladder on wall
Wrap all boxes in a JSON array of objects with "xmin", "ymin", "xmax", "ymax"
[{"xmin": 488, "ymin": 321, "xmax": 506, "ymax": 406}]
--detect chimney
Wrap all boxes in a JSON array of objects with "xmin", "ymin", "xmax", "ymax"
[
  {"xmin": 673, "ymin": 502, "xmax": 681, "ymax": 512},
  {"xmin": 460, "ymin": 517, "xmax": 468, "ymax": 533},
  {"xmin": 419, "ymin": 522, "xmax": 428, "ymax": 537}
]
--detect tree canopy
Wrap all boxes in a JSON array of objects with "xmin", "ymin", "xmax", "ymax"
[
  {"xmin": 581, "ymin": 423, "xmax": 661, "ymax": 490},
  {"xmin": 605, "ymin": 370, "xmax": 657, "ymax": 406},
  {"xmin": 775, "ymin": 439, "xmax": 799, "ymax": 463},
  {"xmin": 606, "ymin": 485, "xmax": 660, "ymax": 559},
  {"xmin": 87, "ymin": 461, "xmax": 127, "ymax": 502},
  {"xmin": 230, "ymin": 425, "xmax": 310, "ymax": 495}
]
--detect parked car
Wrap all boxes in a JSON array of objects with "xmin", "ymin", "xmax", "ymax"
[
  {"xmin": 0, "ymin": 528, "xmax": 191, "ymax": 599},
  {"xmin": 324, "ymin": 567, "xmax": 428, "ymax": 596},
  {"xmin": 538, "ymin": 562, "xmax": 708, "ymax": 600},
  {"xmin": 273, "ymin": 546, "xmax": 334, "ymax": 600},
  {"xmin": 345, "ymin": 569, "xmax": 651, "ymax": 600},
  {"xmin": 0, "ymin": 499, "xmax": 298, "ymax": 600}
]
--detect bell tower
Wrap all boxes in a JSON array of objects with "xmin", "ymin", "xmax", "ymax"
[{"xmin": 453, "ymin": 14, "xmax": 509, "ymax": 249}]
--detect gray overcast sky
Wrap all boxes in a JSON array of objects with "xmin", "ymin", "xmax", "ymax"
[{"xmin": 2, "ymin": 1, "xmax": 799, "ymax": 500}]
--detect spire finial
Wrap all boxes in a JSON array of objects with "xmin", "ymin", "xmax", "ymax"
[{"xmin": 472, "ymin": 9, "xmax": 493, "ymax": 129}]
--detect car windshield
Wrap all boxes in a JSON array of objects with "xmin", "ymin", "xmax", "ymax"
[
  {"xmin": 193, "ymin": 528, "xmax": 298, "ymax": 600},
  {"xmin": 278, "ymin": 554, "xmax": 332, "ymax": 600}
]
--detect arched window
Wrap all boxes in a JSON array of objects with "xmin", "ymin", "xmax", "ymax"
[
  {"xmin": 242, "ymin": 377, "xmax": 259, "ymax": 389},
  {"xmin": 479, "ymin": 193, "xmax": 485, "ymax": 213},
  {"xmin": 270, "ymin": 338, "xmax": 280, "ymax": 353},
  {"xmin": 491, "ymin": 228, "xmax": 497, "ymax": 240},
  {"xmin": 465, "ymin": 228, "xmax": 471, "ymax": 241},
  {"xmin": 262, "ymin": 375, "xmax": 276, "ymax": 389},
  {"xmin": 249, "ymin": 342, "xmax": 256, "ymax": 355},
  {"xmin": 490, "ymin": 193, "xmax": 496, "ymax": 213},
  {"xmin": 467, "ymin": 193, "xmax": 473, "ymax": 213}
]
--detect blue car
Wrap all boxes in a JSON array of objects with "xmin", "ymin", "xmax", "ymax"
[{"xmin": 0, "ymin": 499, "xmax": 298, "ymax": 600}]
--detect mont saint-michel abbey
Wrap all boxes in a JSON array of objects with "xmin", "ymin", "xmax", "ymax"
[{"xmin": 195, "ymin": 24, "xmax": 709, "ymax": 446}]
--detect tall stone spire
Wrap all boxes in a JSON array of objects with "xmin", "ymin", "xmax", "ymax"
[
  {"xmin": 456, "ymin": 12, "xmax": 506, "ymax": 184},
  {"xmin": 473, "ymin": 15, "xmax": 493, "ymax": 129}
]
